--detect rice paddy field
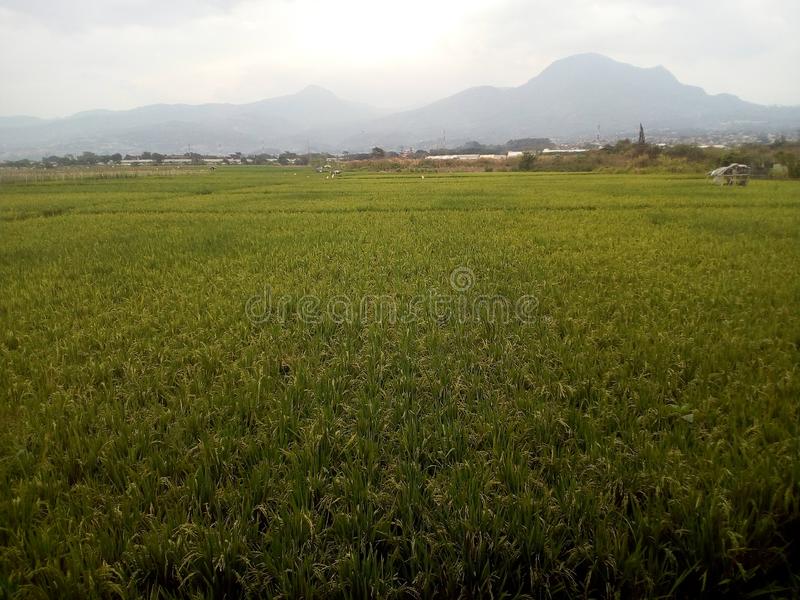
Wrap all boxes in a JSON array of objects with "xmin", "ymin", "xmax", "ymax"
[{"xmin": 1, "ymin": 168, "xmax": 799, "ymax": 598}]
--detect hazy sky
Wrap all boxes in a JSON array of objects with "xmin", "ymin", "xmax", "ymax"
[{"xmin": 1, "ymin": 0, "xmax": 798, "ymax": 118}]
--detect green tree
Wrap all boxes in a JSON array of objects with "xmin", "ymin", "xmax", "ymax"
[
  {"xmin": 278, "ymin": 152, "xmax": 298, "ymax": 165},
  {"xmin": 518, "ymin": 152, "xmax": 537, "ymax": 171},
  {"xmin": 79, "ymin": 151, "xmax": 98, "ymax": 165}
]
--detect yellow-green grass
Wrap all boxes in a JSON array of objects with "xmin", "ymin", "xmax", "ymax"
[{"xmin": 1, "ymin": 168, "xmax": 799, "ymax": 598}]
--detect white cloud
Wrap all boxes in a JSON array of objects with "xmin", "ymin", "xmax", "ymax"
[
  {"xmin": 0, "ymin": 0, "xmax": 798, "ymax": 117},
  {"xmin": 0, "ymin": 0, "xmax": 249, "ymax": 29}
]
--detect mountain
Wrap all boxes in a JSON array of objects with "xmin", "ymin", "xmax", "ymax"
[
  {"xmin": 1, "ymin": 54, "xmax": 799, "ymax": 159},
  {"xmin": 0, "ymin": 85, "xmax": 381, "ymax": 159},
  {"xmin": 344, "ymin": 53, "xmax": 800, "ymax": 148}
]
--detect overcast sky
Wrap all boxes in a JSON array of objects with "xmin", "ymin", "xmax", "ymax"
[{"xmin": 1, "ymin": 0, "xmax": 798, "ymax": 118}]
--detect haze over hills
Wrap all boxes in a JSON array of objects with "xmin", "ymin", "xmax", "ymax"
[
  {"xmin": 0, "ymin": 86, "xmax": 382, "ymax": 159},
  {"xmin": 355, "ymin": 54, "xmax": 800, "ymax": 148},
  {"xmin": 2, "ymin": 53, "xmax": 799, "ymax": 159}
]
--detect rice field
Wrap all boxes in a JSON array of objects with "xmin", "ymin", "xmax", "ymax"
[{"xmin": 1, "ymin": 168, "xmax": 799, "ymax": 598}]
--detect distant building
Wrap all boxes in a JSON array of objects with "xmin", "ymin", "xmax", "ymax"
[
  {"xmin": 120, "ymin": 158, "xmax": 154, "ymax": 166},
  {"xmin": 425, "ymin": 154, "xmax": 507, "ymax": 161},
  {"xmin": 541, "ymin": 148, "xmax": 588, "ymax": 154}
]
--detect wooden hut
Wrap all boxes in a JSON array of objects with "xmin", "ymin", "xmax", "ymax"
[{"xmin": 709, "ymin": 163, "xmax": 750, "ymax": 186}]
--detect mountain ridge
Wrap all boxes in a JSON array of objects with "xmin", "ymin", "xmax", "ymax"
[{"xmin": 2, "ymin": 54, "xmax": 799, "ymax": 159}]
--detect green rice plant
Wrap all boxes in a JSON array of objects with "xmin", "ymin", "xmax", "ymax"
[{"xmin": 0, "ymin": 168, "xmax": 798, "ymax": 598}]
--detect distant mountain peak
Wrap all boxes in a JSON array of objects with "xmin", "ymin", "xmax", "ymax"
[
  {"xmin": 552, "ymin": 52, "xmax": 617, "ymax": 64},
  {"xmin": 540, "ymin": 52, "xmax": 618, "ymax": 72},
  {"xmin": 1, "ymin": 53, "xmax": 797, "ymax": 160},
  {"xmin": 296, "ymin": 85, "xmax": 338, "ymax": 99},
  {"xmin": 536, "ymin": 53, "xmax": 668, "ymax": 79}
]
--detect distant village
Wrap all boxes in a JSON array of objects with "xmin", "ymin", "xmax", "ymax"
[{"xmin": 1, "ymin": 130, "xmax": 798, "ymax": 174}]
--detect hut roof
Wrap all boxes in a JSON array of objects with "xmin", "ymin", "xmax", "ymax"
[{"xmin": 709, "ymin": 163, "xmax": 750, "ymax": 177}]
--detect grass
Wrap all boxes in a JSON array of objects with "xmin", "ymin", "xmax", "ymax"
[{"xmin": 1, "ymin": 167, "xmax": 799, "ymax": 598}]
